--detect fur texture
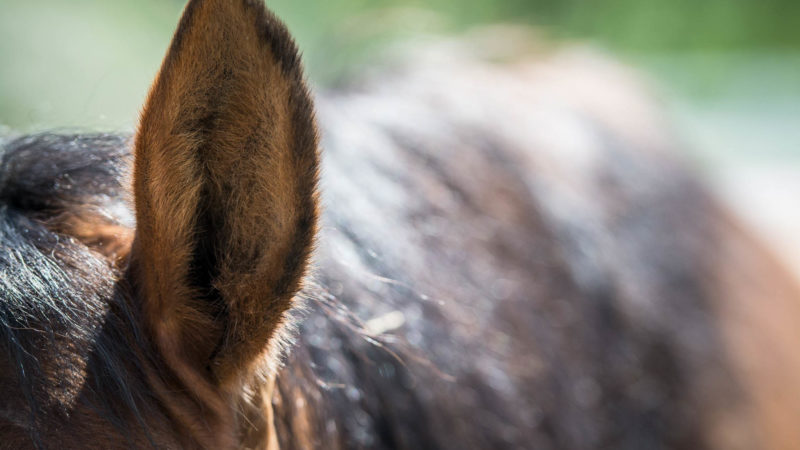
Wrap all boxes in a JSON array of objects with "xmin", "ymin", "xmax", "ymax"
[{"xmin": 1, "ymin": 1, "xmax": 799, "ymax": 449}]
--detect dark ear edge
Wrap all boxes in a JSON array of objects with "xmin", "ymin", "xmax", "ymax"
[{"xmin": 130, "ymin": 0, "xmax": 319, "ymax": 385}]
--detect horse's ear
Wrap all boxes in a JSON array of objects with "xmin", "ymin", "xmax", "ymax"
[{"xmin": 129, "ymin": 0, "xmax": 318, "ymax": 385}]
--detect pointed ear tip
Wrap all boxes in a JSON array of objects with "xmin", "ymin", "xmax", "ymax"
[
  {"xmin": 251, "ymin": 2, "xmax": 306, "ymax": 72},
  {"xmin": 204, "ymin": 0, "xmax": 305, "ymax": 75}
]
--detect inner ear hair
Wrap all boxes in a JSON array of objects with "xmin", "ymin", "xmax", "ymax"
[{"xmin": 130, "ymin": 0, "xmax": 319, "ymax": 385}]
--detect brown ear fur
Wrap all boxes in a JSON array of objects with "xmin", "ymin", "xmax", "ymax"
[{"xmin": 130, "ymin": 0, "xmax": 318, "ymax": 386}]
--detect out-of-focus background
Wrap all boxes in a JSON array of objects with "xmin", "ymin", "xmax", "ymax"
[{"xmin": 1, "ymin": 0, "xmax": 798, "ymax": 271}]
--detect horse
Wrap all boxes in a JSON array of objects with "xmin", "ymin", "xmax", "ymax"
[{"xmin": 1, "ymin": 0, "xmax": 799, "ymax": 448}]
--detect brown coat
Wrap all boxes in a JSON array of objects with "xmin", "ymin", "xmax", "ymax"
[{"xmin": 0, "ymin": 0, "xmax": 798, "ymax": 448}]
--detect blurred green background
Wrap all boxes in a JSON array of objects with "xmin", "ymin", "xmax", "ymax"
[
  {"xmin": 1, "ymin": 0, "xmax": 798, "ymax": 158},
  {"xmin": 1, "ymin": 0, "xmax": 798, "ymax": 266}
]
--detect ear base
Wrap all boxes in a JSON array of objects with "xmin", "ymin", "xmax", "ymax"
[{"xmin": 130, "ymin": 0, "xmax": 319, "ymax": 384}]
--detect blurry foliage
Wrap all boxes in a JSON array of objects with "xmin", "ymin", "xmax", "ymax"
[
  {"xmin": 264, "ymin": 0, "xmax": 800, "ymax": 88},
  {"xmin": 269, "ymin": 0, "xmax": 800, "ymax": 51},
  {"xmin": 0, "ymin": 0, "xmax": 798, "ymax": 162}
]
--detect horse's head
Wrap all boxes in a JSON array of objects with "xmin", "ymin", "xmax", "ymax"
[{"xmin": 0, "ymin": 1, "xmax": 317, "ymax": 447}]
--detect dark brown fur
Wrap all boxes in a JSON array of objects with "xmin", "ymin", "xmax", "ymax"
[{"xmin": 1, "ymin": 1, "xmax": 800, "ymax": 449}]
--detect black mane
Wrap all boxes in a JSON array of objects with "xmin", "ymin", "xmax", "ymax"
[{"xmin": 0, "ymin": 134, "xmax": 154, "ymax": 447}]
